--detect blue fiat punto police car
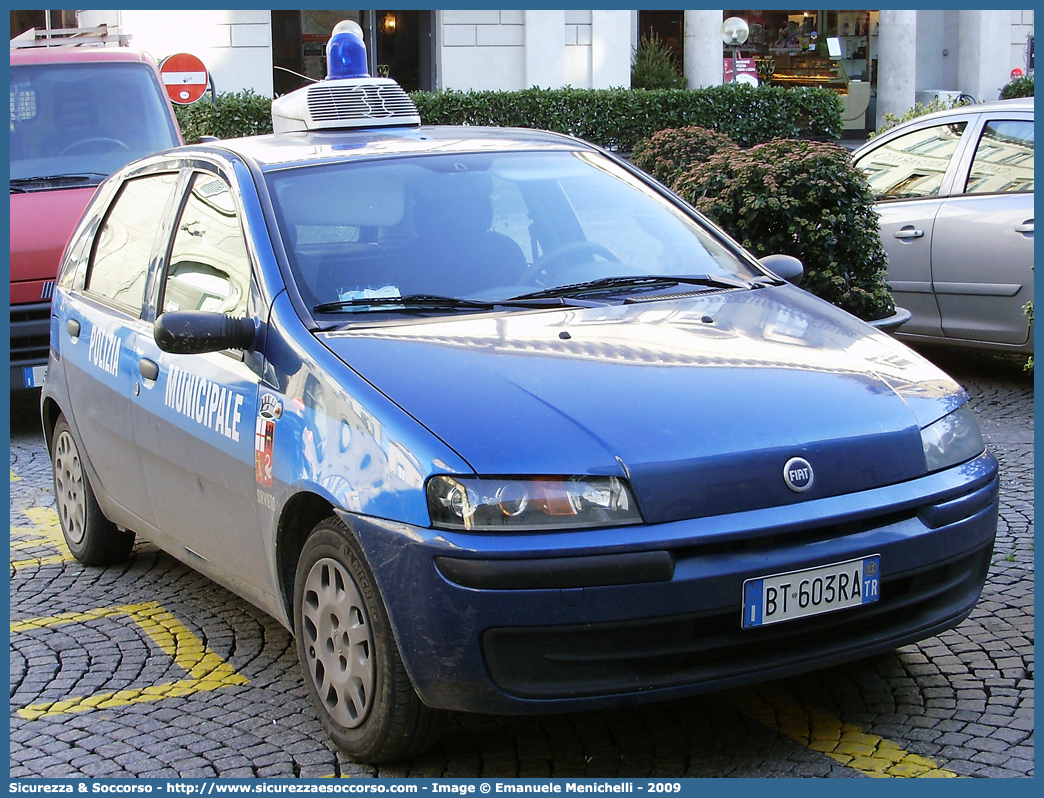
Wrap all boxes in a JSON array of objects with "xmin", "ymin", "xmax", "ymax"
[{"xmin": 42, "ymin": 22, "xmax": 998, "ymax": 763}]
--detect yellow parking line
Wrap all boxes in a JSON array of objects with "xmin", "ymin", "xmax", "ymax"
[
  {"xmin": 12, "ymin": 601, "xmax": 248, "ymax": 720},
  {"xmin": 11, "ymin": 469, "xmax": 21, "ymax": 482},
  {"xmin": 724, "ymin": 686, "xmax": 960, "ymax": 778},
  {"xmin": 11, "ymin": 506, "xmax": 66, "ymax": 549},
  {"xmin": 11, "ymin": 506, "xmax": 75, "ymax": 569}
]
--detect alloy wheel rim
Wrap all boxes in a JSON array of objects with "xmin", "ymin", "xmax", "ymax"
[
  {"xmin": 301, "ymin": 556, "xmax": 375, "ymax": 728},
  {"xmin": 54, "ymin": 430, "xmax": 87, "ymax": 545}
]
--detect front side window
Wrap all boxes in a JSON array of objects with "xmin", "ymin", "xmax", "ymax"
[
  {"xmin": 856, "ymin": 122, "xmax": 968, "ymax": 201},
  {"xmin": 266, "ymin": 151, "xmax": 760, "ymax": 313},
  {"xmin": 87, "ymin": 172, "xmax": 179, "ymax": 314},
  {"xmin": 964, "ymin": 120, "xmax": 1034, "ymax": 195},
  {"xmin": 162, "ymin": 173, "xmax": 252, "ymax": 318}
]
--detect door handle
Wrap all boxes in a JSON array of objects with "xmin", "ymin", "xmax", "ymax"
[
  {"xmin": 893, "ymin": 227, "xmax": 924, "ymax": 239},
  {"xmin": 139, "ymin": 358, "xmax": 159, "ymax": 381},
  {"xmin": 1015, "ymin": 219, "xmax": 1033, "ymax": 234},
  {"xmin": 67, "ymin": 318, "xmax": 81, "ymax": 337}
]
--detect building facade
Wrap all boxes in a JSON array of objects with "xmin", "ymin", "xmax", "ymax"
[{"xmin": 63, "ymin": 9, "xmax": 1034, "ymax": 131}]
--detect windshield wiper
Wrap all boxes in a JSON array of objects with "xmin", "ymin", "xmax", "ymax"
[
  {"xmin": 11, "ymin": 173, "xmax": 107, "ymax": 191},
  {"xmin": 313, "ymin": 293, "xmax": 598, "ymax": 315},
  {"xmin": 509, "ymin": 274, "xmax": 754, "ymax": 302}
]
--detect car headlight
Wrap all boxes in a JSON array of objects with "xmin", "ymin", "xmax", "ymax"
[
  {"xmin": 426, "ymin": 475, "xmax": 642, "ymax": 531},
  {"xmin": 920, "ymin": 404, "xmax": 986, "ymax": 473}
]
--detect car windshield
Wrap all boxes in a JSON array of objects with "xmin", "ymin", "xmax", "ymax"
[
  {"xmin": 265, "ymin": 150, "xmax": 763, "ymax": 315},
  {"xmin": 9, "ymin": 62, "xmax": 180, "ymax": 185}
]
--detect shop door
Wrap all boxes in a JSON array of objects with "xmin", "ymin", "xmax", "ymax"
[
  {"xmin": 373, "ymin": 9, "xmax": 432, "ymax": 92},
  {"xmin": 272, "ymin": 10, "xmax": 433, "ymax": 93}
]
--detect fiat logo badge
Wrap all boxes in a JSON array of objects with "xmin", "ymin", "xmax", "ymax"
[{"xmin": 783, "ymin": 457, "xmax": 814, "ymax": 493}]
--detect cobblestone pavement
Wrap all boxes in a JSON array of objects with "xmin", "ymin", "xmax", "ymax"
[{"xmin": 9, "ymin": 346, "xmax": 1033, "ymax": 779}]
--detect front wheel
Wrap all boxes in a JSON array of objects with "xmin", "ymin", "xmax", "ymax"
[
  {"xmin": 293, "ymin": 517, "xmax": 443, "ymax": 762},
  {"xmin": 50, "ymin": 414, "xmax": 134, "ymax": 565}
]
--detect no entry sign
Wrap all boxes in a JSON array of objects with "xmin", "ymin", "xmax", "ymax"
[{"xmin": 161, "ymin": 53, "xmax": 209, "ymax": 104}]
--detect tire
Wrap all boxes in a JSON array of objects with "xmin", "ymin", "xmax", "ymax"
[
  {"xmin": 293, "ymin": 516, "xmax": 443, "ymax": 763},
  {"xmin": 50, "ymin": 415, "xmax": 134, "ymax": 565}
]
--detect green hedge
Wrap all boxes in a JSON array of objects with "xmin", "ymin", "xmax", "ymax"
[
  {"xmin": 631, "ymin": 126, "xmax": 737, "ymax": 186},
  {"xmin": 1000, "ymin": 75, "xmax": 1033, "ymax": 99},
  {"xmin": 173, "ymin": 85, "xmax": 843, "ymax": 150},
  {"xmin": 672, "ymin": 136, "xmax": 894, "ymax": 321},
  {"xmin": 173, "ymin": 90, "xmax": 273, "ymax": 144},
  {"xmin": 411, "ymin": 85, "xmax": 843, "ymax": 150}
]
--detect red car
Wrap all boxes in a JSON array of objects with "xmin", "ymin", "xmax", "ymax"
[{"xmin": 10, "ymin": 38, "xmax": 183, "ymax": 388}]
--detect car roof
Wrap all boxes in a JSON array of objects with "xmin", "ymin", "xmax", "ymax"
[
  {"xmin": 853, "ymin": 97, "xmax": 1033, "ymax": 157},
  {"xmin": 10, "ymin": 45, "xmax": 155, "ymax": 66},
  {"xmin": 887, "ymin": 97, "xmax": 1033, "ymax": 128},
  {"xmin": 939, "ymin": 97, "xmax": 1033, "ymax": 115},
  {"xmin": 194, "ymin": 126, "xmax": 592, "ymax": 169}
]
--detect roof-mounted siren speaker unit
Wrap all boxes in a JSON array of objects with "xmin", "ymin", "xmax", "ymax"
[{"xmin": 271, "ymin": 20, "xmax": 420, "ymax": 133}]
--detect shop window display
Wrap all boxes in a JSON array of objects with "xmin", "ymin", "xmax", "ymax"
[{"xmin": 725, "ymin": 10, "xmax": 878, "ymax": 131}]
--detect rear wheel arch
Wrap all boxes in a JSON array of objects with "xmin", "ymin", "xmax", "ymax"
[
  {"xmin": 50, "ymin": 413, "xmax": 134, "ymax": 564},
  {"xmin": 41, "ymin": 396, "xmax": 63, "ymax": 454}
]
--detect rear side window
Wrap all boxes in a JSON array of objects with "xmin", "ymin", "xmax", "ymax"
[
  {"xmin": 964, "ymin": 120, "xmax": 1034, "ymax": 195},
  {"xmin": 87, "ymin": 173, "xmax": 179, "ymax": 315},
  {"xmin": 856, "ymin": 122, "xmax": 967, "ymax": 200}
]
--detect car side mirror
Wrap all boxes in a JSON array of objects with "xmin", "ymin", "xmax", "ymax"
[
  {"xmin": 758, "ymin": 254, "xmax": 804, "ymax": 285},
  {"xmin": 154, "ymin": 310, "xmax": 256, "ymax": 355}
]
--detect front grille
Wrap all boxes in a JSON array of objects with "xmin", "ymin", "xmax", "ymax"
[
  {"xmin": 676, "ymin": 509, "xmax": 917, "ymax": 559},
  {"xmin": 10, "ymin": 301, "xmax": 52, "ymax": 366},
  {"xmin": 307, "ymin": 83, "xmax": 418, "ymax": 122},
  {"xmin": 483, "ymin": 544, "xmax": 992, "ymax": 700}
]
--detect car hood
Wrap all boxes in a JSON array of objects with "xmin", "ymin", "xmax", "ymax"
[
  {"xmin": 319, "ymin": 287, "xmax": 966, "ymax": 524},
  {"xmin": 10, "ymin": 187, "xmax": 95, "ymax": 286}
]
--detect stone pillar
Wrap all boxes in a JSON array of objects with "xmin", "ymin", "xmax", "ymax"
[
  {"xmin": 524, "ymin": 9, "xmax": 566, "ymax": 88},
  {"xmin": 958, "ymin": 10, "xmax": 1013, "ymax": 103},
  {"xmin": 876, "ymin": 10, "xmax": 917, "ymax": 130},
  {"xmin": 683, "ymin": 10, "xmax": 724, "ymax": 89},
  {"xmin": 591, "ymin": 10, "xmax": 632, "ymax": 88}
]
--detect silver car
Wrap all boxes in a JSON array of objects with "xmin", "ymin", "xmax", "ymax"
[{"xmin": 852, "ymin": 99, "xmax": 1033, "ymax": 354}]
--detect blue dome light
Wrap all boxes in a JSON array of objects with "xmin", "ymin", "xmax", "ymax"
[{"xmin": 326, "ymin": 20, "xmax": 368, "ymax": 79}]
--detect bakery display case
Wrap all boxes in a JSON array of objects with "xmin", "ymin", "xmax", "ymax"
[
  {"xmin": 769, "ymin": 54, "xmax": 848, "ymax": 91},
  {"xmin": 726, "ymin": 9, "xmax": 879, "ymax": 87},
  {"xmin": 767, "ymin": 53, "xmax": 872, "ymax": 130},
  {"xmin": 724, "ymin": 9, "xmax": 878, "ymax": 130}
]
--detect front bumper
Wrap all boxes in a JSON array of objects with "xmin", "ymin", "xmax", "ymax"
[
  {"xmin": 10, "ymin": 300, "xmax": 52, "ymax": 389},
  {"xmin": 343, "ymin": 451, "xmax": 998, "ymax": 715}
]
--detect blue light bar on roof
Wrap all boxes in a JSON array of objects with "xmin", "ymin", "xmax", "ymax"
[{"xmin": 327, "ymin": 20, "xmax": 368, "ymax": 80}]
